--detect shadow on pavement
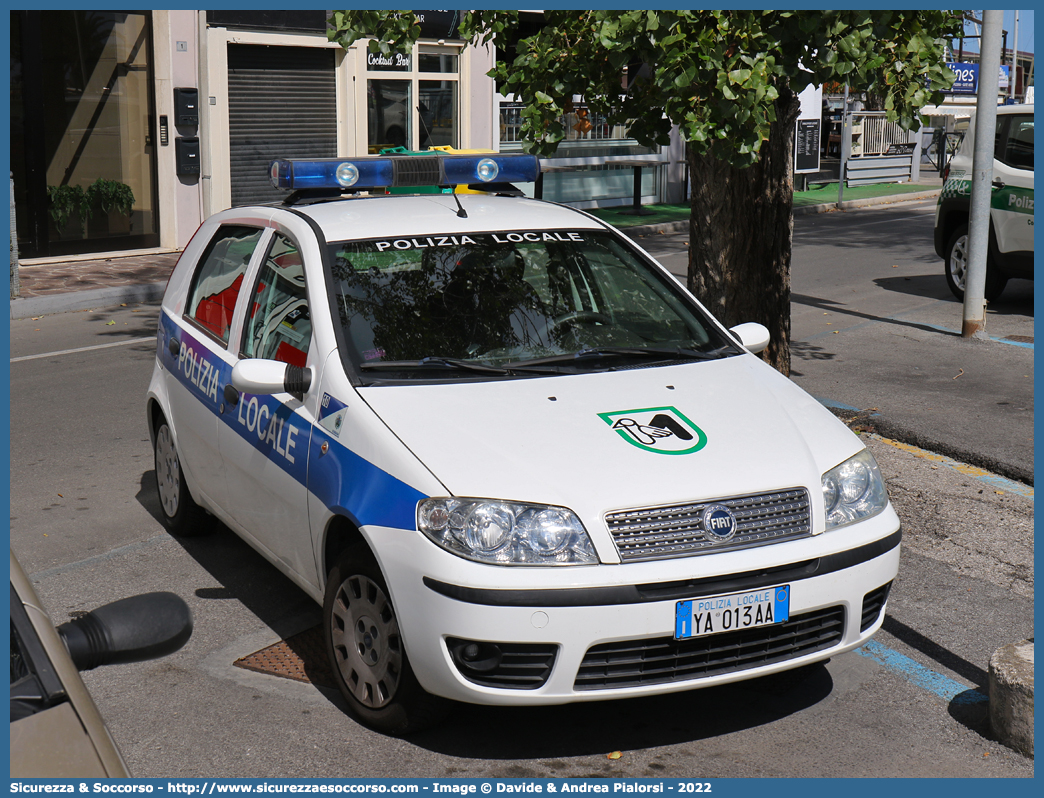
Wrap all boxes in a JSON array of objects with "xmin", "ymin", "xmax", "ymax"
[
  {"xmin": 408, "ymin": 662, "xmax": 834, "ymax": 759},
  {"xmin": 871, "ymin": 274, "xmax": 955, "ymax": 303},
  {"xmin": 882, "ymin": 615, "xmax": 988, "ymax": 687},
  {"xmin": 83, "ymin": 304, "xmax": 161, "ymax": 340},
  {"xmin": 872, "ymin": 275, "xmax": 1034, "ymax": 315},
  {"xmin": 790, "ymin": 340, "xmax": 838, "ymax": 366},
  {"xmin": 791, "ymin": 292, "xmax": 961, "ymax": 337},
  {"xmin": 135, "ymin": 470, "xmax": 321, "ymax": 646}
]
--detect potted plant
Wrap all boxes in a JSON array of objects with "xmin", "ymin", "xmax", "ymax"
[
  {"xmin": 46, "ymin": 184, "xmax": 92, "ymax": 239},
  {"xmin": 86, "ymin": 178, "xmax": 135, "ymax": 236}
]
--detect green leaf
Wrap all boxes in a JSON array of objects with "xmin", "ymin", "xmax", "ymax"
[{"xmin": 728, "ymin": 68, "xmax": 752, "ymax": 85}]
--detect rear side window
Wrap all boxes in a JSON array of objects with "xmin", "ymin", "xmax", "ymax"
[
  {"xmin": 186, "ymin": 225, "xmax": 264, "ymax": 344},
  {"xmin": 1000, "ymin": 115, "xmax": 1033, "ymax": 171}
]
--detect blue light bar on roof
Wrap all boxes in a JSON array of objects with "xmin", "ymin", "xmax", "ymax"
[
  {"xmin": 268, "ymin": 154, "xmax": 541, "ymax": 192},
  {"xmin": 269, "ymin": 158, "xmax": 394, "ymax": 191},
  {"xmin": 441, "ymin": 155, "xmax": 542, "ymax": 185}
]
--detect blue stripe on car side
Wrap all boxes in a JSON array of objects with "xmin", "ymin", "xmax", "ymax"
[
  {"xmin": 160, "ymin": 311, "xmax": 426, "ymax": 531},
  {"xmin": 307, "ymin": 426, "xmax": 427, "ymax": 532}
]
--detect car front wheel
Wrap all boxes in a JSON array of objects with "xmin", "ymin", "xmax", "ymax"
[
  {"xmin": 944, "ymin": 224, "xmax": 1008, "ymax": 302},
  {"xmin": 323, "ymin": 546, "xmax": 448, "ymax": 735},
  {"xmin": 153, "ymin": 418, "xmax": 209, "ymax": 536}
]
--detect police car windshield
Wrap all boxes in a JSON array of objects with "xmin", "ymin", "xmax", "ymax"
[{"xmin": 327, "ymin": 230, "xmax": 737, "ymax": 381}]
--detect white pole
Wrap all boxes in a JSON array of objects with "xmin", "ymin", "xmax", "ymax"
[
  {"xmin": 10, "ymin": 172, "xmax": 20, "ymax": 298},
  {"xmin": 1010, "ymin": 12, "xmax": 1019, "ymax": 102},
  {"xmin": 836, "ymin": 84, "xmax": 848, "ymax": 209},
  {"xmin": 962, "ymin": 10, "xmax": 1003, "ymax": 338}
]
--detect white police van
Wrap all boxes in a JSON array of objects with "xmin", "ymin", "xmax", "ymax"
[
  {"xmin": 147, "ymin": 152, "xmax": 900, "ymax": 734},
  {"xmin": 935, "ymin": 104, "xmax": 1034, "ymax": 301}
]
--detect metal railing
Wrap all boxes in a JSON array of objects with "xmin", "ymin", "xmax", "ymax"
[
  {"xmin": 499, "ymin": 102, "xmax": 631, "ymax": 144},
  {"xmin": 849, "ymin": 112, "xmax": 914, "ymax": 157}
]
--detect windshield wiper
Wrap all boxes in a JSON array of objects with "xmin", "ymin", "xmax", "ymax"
[
  {"xmin": 503, "ymin": 345, "xmax": 735, "ymax": 369},
  {"xmin": 358, "ymin": 357, "xmax": 562, "ymax": 376}
]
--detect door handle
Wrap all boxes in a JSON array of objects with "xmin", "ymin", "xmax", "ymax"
[
  {"xmin": 168, "ymin": 337, "xmax": 180, "ymax": 357},
  {"xmin": 992, "ymin": 178, "xmax": 1006, "ymax": 191},
  {"xmin": 223, "ymin": 383, "xmax": 240, "ymax": 407}
]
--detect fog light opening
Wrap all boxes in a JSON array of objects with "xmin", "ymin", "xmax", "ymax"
[{"xmin": 449, "ymin": 639, "xmax": 503, "ymax": 673}]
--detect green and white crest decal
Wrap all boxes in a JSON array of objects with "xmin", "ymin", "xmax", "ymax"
[{"xmin": 598, "ymin": 406, "xmax": 707, "ymax": 455}]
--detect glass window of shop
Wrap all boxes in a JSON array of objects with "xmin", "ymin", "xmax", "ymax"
[
  {"xmin": 11, "ymin": 11, "xmax": 160, "ymax": 258},
  {"xmin": 499, "ymin": 98, "xmax": 661, "ymax": 206},
  {"xmin": 366, "ymin": 47, "xmax": 459, "ymax": 153}
]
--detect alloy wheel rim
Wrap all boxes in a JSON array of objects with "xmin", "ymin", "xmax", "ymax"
[
  {"xmin": 952, "ymin": 234, "xmax": 969, "ymax": 291},
  {"xmin": 155, "ymin": 426, "xmax": 180, "ymax": 519},
  {"xmin": 330, "ymin": 574, "xmax": 402, "ymax": 709}
]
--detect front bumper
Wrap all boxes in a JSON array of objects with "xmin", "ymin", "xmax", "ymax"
[{"xmin": 370, "ymin": 507, "xmax": 901, "ymax": 705}]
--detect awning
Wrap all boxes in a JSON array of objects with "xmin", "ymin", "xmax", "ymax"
[{"xmin": 920, "ymin": 104, "xmax": 975, "ymax": 118}]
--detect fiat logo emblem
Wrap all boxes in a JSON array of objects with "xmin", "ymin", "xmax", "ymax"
[{"xmin": 702, "ymin": 504, "xmax": 738, "ymax": 543}]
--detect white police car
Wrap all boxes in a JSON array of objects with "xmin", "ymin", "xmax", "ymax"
[{"xmin": 147, "ymin": 152, "xmax": 900, "ymax": 734}]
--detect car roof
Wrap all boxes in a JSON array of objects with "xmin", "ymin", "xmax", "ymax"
[{"xmin": 290, "ymin": 192, "xmax": 609, "ymax": 243}]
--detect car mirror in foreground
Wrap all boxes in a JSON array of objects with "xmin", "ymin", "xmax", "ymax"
[
  {"xmin": 232, "ymin": 358, "xmax": 312, "ymax": 396},
  {"xmin": 729, "ymin": 322, "xmax": 771, "ymax": 353},
  {"xmin": 57, "ymin": 592, "xmax": 193, "ymax": 671}
]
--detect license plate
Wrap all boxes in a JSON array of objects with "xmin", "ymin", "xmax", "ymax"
[{"xmin": 675, "ymin": 585, "xmax": 791, "ymax": 640}]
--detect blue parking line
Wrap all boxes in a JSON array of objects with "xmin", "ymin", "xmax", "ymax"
[
  {"xmin": 909, "ymin": 320, "xmax": 1034, "ymax": 349},
  {"xmin": 855, "ymin": 640, "xmax": 987, "ymax": 705}
]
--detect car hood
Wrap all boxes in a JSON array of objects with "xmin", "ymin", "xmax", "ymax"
[{"xmin": 358, "ymin": 354, "xmax": 861, "ymax": 536}]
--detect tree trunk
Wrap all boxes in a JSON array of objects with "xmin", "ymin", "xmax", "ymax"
[{"xmin": 686, "ymin": 86, "xmax": 801, "ymax": 376}]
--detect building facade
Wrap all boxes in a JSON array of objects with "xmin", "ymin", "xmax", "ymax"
[{"xmin": 11, "ymin": 10, "xmax": 681, "ymax": 262}]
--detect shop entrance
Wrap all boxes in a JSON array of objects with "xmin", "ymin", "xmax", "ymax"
[{"xmin": 11, "ymin": 11, "xmax": 160, "ymax": 258}]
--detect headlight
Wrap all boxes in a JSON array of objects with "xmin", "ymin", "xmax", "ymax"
[
  {"xmin": 418, "ymin": 498, "xmax": 599, "ymax": 565},
  {"xmin": 821, "ymin": 449, "xmax": 888, "ymax": 530}
]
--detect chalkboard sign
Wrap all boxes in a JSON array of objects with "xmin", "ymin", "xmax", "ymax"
[{"xmin": 795, "ymin": 119, "xmax": 821, "ymax": 173}]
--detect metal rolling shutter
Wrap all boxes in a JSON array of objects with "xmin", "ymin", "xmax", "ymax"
[{"xmin": 227, "ymin": 44, "xmax": 336, "ymax": 207}]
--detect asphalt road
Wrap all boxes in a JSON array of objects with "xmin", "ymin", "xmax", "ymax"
[{"xmin": 7, "ymin": 277, "xmax": 1034, "ymax": 777}]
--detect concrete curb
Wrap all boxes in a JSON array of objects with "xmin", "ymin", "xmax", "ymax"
[
  {"xmin": 10, "ymin": 281, "xmax": 167, "ymax": 320},
  {"xmin": 989, "ymin": 640, "xmax": 1035, "ymax": 757},
  {"xmin": 797, "ymin": 189, "xmax": 942, "ymax": 216},
  {"xmin": 824, "ymin": 406, "xmax": 1034, "ymax": 487}
]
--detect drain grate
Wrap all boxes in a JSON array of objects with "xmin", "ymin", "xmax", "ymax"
[{"xmin": 234, "ymin": 625, "xmax": 336, "ymax": 689}]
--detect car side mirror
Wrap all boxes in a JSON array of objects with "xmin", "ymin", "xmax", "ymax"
[
  {"xmin": 57, "ymin": 592, "xmax": 192, "ymax": 671},
  {"xmin": 729, "ymin": 322, "xmax": 770, "ymax": 354},
  {"xmin": 232, "ymin": 359, "xmax": 312, "ymax": 396}
]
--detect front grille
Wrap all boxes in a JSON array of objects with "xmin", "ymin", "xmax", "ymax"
[
  {"xmin": 575, "ymin": 605, "xmax": 844, "ymax": 690},
  {"xmin": 605, "ymin": 488, "xmax": 812, "ymax": 562},
  {"xmin": 860, "ymin": 581, "xmax": 893, "ymax": 632},
  {"xmin": 446, "ymin": 638, "xmax": 557, "ymax": 690}
]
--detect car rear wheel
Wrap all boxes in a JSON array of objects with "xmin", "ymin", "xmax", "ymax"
[
  {"xmin": 944, "ymin": 224, "xmax": 1008, "ymax": 302},
  {"xmin": 323, "ymin": 546, "xmax": 449, "ymax": 735},
  {"xmin": 153, "ymin": 419, "xmax": 209, "ymax": 536}
]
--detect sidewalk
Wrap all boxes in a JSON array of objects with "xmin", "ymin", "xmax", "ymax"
[{"xmin": 11, "ymin": 249, "xmax": 180, "ymax": 319}]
